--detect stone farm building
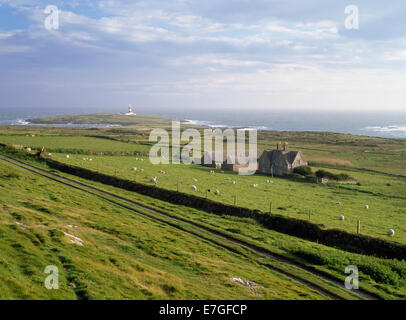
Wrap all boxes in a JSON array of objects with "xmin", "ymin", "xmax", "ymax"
[
  {"xmin": 201, "ymin": 150, "xmax": 261, "ymax": 172},
  {"xmin": 258, "ymin": 142, "xmax": 308, "ymax": 176}
]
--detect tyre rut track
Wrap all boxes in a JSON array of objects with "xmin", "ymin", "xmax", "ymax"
[{"xmin": 0, "ymin": 153, "xmax": 379, "ymax": 300}]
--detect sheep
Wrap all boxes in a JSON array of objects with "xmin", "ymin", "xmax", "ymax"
[
  {"xmin": 266, "ymin": 180, "xmax": 273, "ymax": 184},
  {"xmin": 336, "ymin": 201, "xmax": 341, "ymax": 205},
  {"xmin": 214, "ymin": 189, "xmax": 220, "ymax": 195},
  {"xmin": 150, "ymin": 177, "xmax": 157, "ymax": 184},
  {"xmin": 191, "ymin": 185, "xmax": 197, "ymax": 191},
  {"xmin": 66, "ymin": 155, "xmax": 70, "ymax": 159},
  {"xmin": 159, "ymin": 170, "xmax": 166, "ymax": 174},
  {"xmin": 82, "ymin": 158, "xmax": 86, "ymax": 161},
  {"xmin": 210, "ymin": 170, "xmax": 215, "ymax": 174},
  {"xmin": 226, "ymin": 177, "xmax": 231, "ymax": 181},
  {"xmin": 364, "ymin": 205, "xmax": 369, "ymax": 209},
  {"xmin": 132, "ymin": 167, "xmax": 137, "ymax": 171},
  {"xmin": 135, "ymin": 158, "xmax": 139, "ymax": 161},
  {"xmin": 387, "ymin": 229, "xmax": 395, "ymax": 237},
  {"xmin": 26, "ymin": 147, "xmax": 32, "ymax": 152},
  {"xmin": 252, "ymin": 184, "xmax": 258, "ymax": 188},
  {"xmin": 140, "ymin": 168, "xmax": 144, "ymax": 173},
  {"xmin": 232, "ymin": 181, "xmax": 236, "ymax": 185},
  {"xmin": 89, "ymin": 159, "xmax": 93, "ymax": 161},
  {"xmin": 338, "ymin": 216, "xmax": 345, "ymax": 221},
  {"xmin": 48, "ymin": 153, "xmax": 52, "ymax": 156},
  {"xmin": 192, "ymin": 178, "xmax": 198, "ymax": 182}
]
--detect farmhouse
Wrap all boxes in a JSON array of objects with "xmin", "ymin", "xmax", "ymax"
[
  {"xmin": 201, "ymin": 150, "xmax": 260, "ymax": 172},
  {"xmin": 258, "ymin": 142, "xmax": 307, "ymax": 176}
]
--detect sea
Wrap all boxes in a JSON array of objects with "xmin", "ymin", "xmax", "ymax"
[{"xmin": 0, "ymin": 106, "xmax": 406, "ymax": 139}]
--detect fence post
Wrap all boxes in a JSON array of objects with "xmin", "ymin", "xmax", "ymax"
[
  {"xmin": 269, "ymin": 202, "xmax": 273, "ymax": 214},
  {"xmin": 357, "ymin": 220, "xmax": 361, "ymax": 234},
  {"xmin": 309, "ymin": 209, "xmax": 311, "ymax": 221},
  {"xmin": 177, "ymin": 181, "xmax": 179, "ymax": 192}
]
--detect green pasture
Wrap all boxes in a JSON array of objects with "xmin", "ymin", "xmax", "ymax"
[
  {"xmin": 0, "ymin": 160, "xmax": 326, "ymax": 300},
  {"xmin": 50, "ymin": 152, "xmax": 406, "ymax": 245}
]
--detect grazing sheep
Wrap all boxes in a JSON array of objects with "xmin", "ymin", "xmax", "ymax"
[
  {"xmin": 387, "ymin": 229, "xmax": 395, "ymax": 236},
  {"xmin": 338, "ymin": 216, "xmax": 345, "ymax": 221},
  {"xmin": 150, "ymin": 177, "xmax": 157, "ymax": 184},
  {"xmin": 336, "ymin": 201, "xmax": 341, "ymax": 205},
  {"xmin": 365, "ymin": 205, "xmax": 369, "ymax": 209},
  {"xmin": 48, "ymin": 153, "xmax": 52, "ymax": 156},
  {"xmin": 214, "ymin": 189, "xmax": 220, "ymax": 195},
  {"xmin": 191, "ymin": 185, "xmax": 197, "ymax": 191},
  {"xmin": 232, "ymin": 181, "xmax": 236, "ymax": 185},
  {"xmin": 135, "ymin": 158, "xmax": 139, "ymax": 161},
  {"xmin": 66, "ymin": 155, "xmax": 70, "ymax": 159},
  {"xmin": 26, "ymin": 147, "xmax": 31, "ymax": 152},
  {"xmin": 252, "ymin": 184, "xmax": 258, "ymax": 188},
  {"xmin": 132, "ymin": 167, "xmax": 137, "ymax": 171},
  {"xmin": 159, "ymin": 170, "xmax": 166, "ymax": 174},
  {"xmin": 192, "ymin": 178, "xmax": 198, "ymax": 182},
  {"xmin": 266, "ymin": 180, "xmax": 274, "ymax": 184},
  {"xmin": 210, "ymin": 170, "xmax": 215, "ymax": 174},
  {"xmin": 82, "ymin": 158, "xmax": 86, "ymax": 161},
  {"xmin": 89, "ymin": 158, "xmax": 93, "ymax": 161},
  {"xmin": 226, "ymin": 177, "xmax": 231, "ymax": 181}
]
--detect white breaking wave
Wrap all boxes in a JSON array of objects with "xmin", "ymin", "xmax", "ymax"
[
  {"xmin": 184, "ymin": 119, "xmax": 270, "ymax": 131},
  {"xmin": 363, "ymin": 125, "xmax": 406, "ymax": 133},
  {"xmin": 362, "ymin": 125, "xmax": 406, "ymax": 138}
]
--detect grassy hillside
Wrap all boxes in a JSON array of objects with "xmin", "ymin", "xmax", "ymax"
[
  {"xmin": 0, "ymin": 160, "xmax": 328, "ymax": 300},
  {"xmin": 0, "ymin": 118, "xmax": 405, "ymax": 300}
]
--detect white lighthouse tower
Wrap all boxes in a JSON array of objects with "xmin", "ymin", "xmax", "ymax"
[{"xmin": 125, "ymin": 104, "xmax": 136, "ymax": 116}]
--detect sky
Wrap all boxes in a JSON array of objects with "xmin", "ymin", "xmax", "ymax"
[{"xmin": 1, "ymin": 0, "xmax": 406, "ymax": 112}]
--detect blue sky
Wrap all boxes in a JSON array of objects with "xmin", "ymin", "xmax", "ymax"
[{"xmin": 1, "ymin": 0, "xmax": 406, "ymax": 112}]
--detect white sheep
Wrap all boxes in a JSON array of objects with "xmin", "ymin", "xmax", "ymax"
[
  {"xmin": 66, "ymin": 155, "xmax": 70, "ymax": 159},
  {"xmin": 191, "ymin": 185, "xmax": 197, "ymax": 191},
  {"xmin": 150, "ymin": 177, "xmax": 157, "ymax": 184},
  {"xmin": 336, "ymin": 201, "xmax": 341, "ymax": 205},
  {"xmin": 159, "ymin": 170, "xmax": 166, "ymax": 174},
  {"xmin": 267, "ymin": 180, "xmax": 273, "ymax": 184},
  {"xmin": 232, "ymin": 181, "xmax": 236, "ymax": 185},
  {"xmin": 365, "ymin": 205, "xmax": 369, "ymax": 209},
  {"xmin": 226, "ymin": 177, "xmax": 231, "ymax": 181},
  {"xmin": 82, "ymin": 158, "xmax": 86, "ymax": 161},
  {"xmin": 89, "ymin": 159, "xmax": 93, "ymax": 161},
  {"xmin": 252, "ymin": 184, "xmax": 258, "ymax": 188},
  {"xmin": 338, "ymin": 216, "xmax": 345, "ymax": 221},
  {"xmin": 192, "ymin": 178, "xmax": 198, "ymax": 182},
  {"xmin": 210, "ymin": 170, "xmax": 215, "ymax": 174},
  {"xmin": 387, "ymin": 229, "xmax": 395, "ymax": 236},
  {"xmin": 214, "ymin": 189, "xmax": 220, "ymax": 195},
  {"xmin": 132, "ymin": 167, "xmax": 137, "ymax": 171},
  {"xmin": 26, "ymin": 147, "xmax": 32, "ymax": 152}
]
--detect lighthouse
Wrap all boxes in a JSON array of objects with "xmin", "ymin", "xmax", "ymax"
[{"xmin": 125, "ymin": 104, "xmax": 136, "ymax": 116}]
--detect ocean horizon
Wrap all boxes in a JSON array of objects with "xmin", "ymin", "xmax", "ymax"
[{"xmin": 0, "ymin": 107, "xmax": 406, "ymax": 139}]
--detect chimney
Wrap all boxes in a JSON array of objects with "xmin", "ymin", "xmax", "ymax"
[{"xmin": 283, "ymin": 142, "xmax": 288, "ymax": 151}]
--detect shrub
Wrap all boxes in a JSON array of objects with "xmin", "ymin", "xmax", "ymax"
[
  {"xmin": 293, "ymin": 166, "xmax": 313, "ymax": 176},
  {"xmin": 315, "ymin": 169, "xmax": 353, "ymax": 181}
]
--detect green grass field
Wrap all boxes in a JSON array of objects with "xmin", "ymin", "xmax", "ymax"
[
  {"xmin": 0, "ymin": 116, "xmax": 406, "ymax": 300},
  {"xmin": 0, "ymin": 160, "xmax": 330, "ymax": 300}
]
